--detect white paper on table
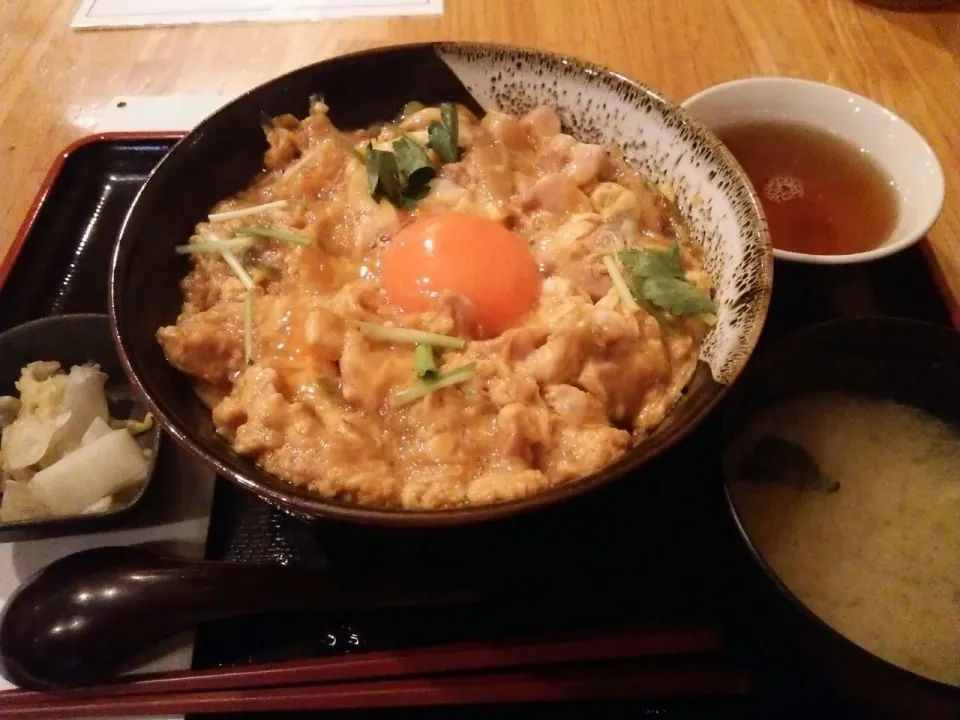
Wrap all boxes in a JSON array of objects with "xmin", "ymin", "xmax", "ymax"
[
  {"xmin": 71, "ymin": 0, "xmax": 443, "ymax": 29},
  {"xmin": 0, "ymin": 445, "xmax": 216, "ymax": 693}
]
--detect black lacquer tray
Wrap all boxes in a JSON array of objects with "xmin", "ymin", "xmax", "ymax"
[{"xmin": 1, "ymin": 134, "xmax": 952, "ymax": 718}]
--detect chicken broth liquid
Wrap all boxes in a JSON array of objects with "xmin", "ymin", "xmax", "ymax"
[{"xmin": 716, "ymin": 122, "xmax": 899, "ymax": 255}]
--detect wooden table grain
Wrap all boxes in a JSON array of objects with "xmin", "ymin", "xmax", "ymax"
[{"xmin": 0, "ymin": 0, "xmax": 957, "ymax": 307}]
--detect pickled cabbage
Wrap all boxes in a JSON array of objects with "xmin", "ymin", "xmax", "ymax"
[
  {"xmin": 30, "ymin": 429, "xmax": 148, "ymax": 516},
  {"xmin": 0, "ymin": 361, "xmax": 151, "ymax": 521}
]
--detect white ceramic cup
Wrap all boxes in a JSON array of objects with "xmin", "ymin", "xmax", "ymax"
[{"xmin": 682, "ymin": 77, "xmax": 945, "ymax": 264}]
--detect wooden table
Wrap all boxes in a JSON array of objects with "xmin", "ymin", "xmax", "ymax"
[{"xmin": 0, "ymin": 0, "xmax": 957, "ymax": 306}]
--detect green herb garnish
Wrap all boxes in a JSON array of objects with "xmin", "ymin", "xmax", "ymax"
[
  {"xmin": 427, "ymin": 102, "xmax": 461, "ymax": 163},
  {"xmin": 639, "ymin": 276, "xmax": 717, "ymax": 316},
  {"xmin": 220, "ymin": 249, "xmax": 256, "ymax": 291},
  {"xmin": 359, "ymin": 323, "xmax": 466, "ymax": 349},
  {"xmin": 365, "ymin": 136, "xmax": 440, "ymax": 210},
  {"xmin": 619, "ymin": 242, "xmax": 684, "ymax": 281},
  {"xmin": 393, "ymin": 136, "xmax": 437, "ymax": 205},
  {"xmin": 617, "ymin": 242, "xmax": 716, "ymax": 322},
  {"xmin": 601, "ymin": 255, "xmax": 640, "ymax": 313},
  {"xmin": 366, "ymin": 102, "xmax": 460, "ymax": 208},
  {"xmin": 237, "ymin": 227, "xmax": 311, "ymax": 247},
  {"xmin": 366, "ymin": 144, "xmax": 405, "ymax": 207},
  {"xmin": 413, "ymin": 344, "xmax": 439, "ymax": 380},
  {"xmin": 175, "ymin": 237, "xmax": 255, "ymax": 254},
  {"xmin": 208, "ymin": 199, "xmax": 288, "ymax": 223},
  {"xmin": 391, "ymin": 362, "xmax": 477, "ymax": 407}
]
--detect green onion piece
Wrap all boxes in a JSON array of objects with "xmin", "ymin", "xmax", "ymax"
[
  {"xmin": 220, "ymin": 249, "xmax": 255, "ymax": 290},
  {"xmin": 243, "ymin": 292, "xmax": 255, "ymax": 365},
  {"xmin": 175, "ymin": 237, "xmax": 255, "ymax": 254},
  {"xmin": 209, "ymin": 199, "xmax": 288, "ymax": 223},
  {"xmin": 698, "ymin": 313, "xmax": 718, "ymax": 327},
  {"xmin": 413, "ymin": 344, "xmax": 439, "ymax": 380},
  {"xmin": 391, "ymin": 363, "xmax": 477, "ymax": 407},
  {"xmin": 359, "ymin": 322, "xmax": 465, "ymax": 349},
  {"xmin": 236, "ymin": 227, "xmax": 311, "ymax": 247},
  {"xmin": 602, "ymin": 255, "xmax": 640, "ymax": 313}
]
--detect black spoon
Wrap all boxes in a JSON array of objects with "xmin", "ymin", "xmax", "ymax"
[{"xmin": 0, "ymin": 545, "xmax": 491, "ymax": 690}]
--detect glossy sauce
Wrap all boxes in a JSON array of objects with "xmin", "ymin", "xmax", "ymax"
[{"xmin": 716, "ymin": 122, "xmax": 898, "ymax": 255}]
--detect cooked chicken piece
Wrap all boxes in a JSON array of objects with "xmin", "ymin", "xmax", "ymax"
[
  {"xmin": 400, "ymin": 106, "xmax": 441, "ymax": 132},
  {"xmin": 564, "ymin": 143, "xmax": 606, "ymax": 187},
  {"xmin": 482, "ymin": 110, "xmax": 529, "ymax": 151},
  {"xmin": 590, "ymin": 182, "xmax": 638, "ymax": 221},
  {"xmin": 542, "ymin": 384, "xmax": 608, "ymax": 427},
  {"xmin": 497, "ymin": 402, "xmax": 552, "ymax": 463},
  {"xmin": 339, "ymin": 330, "xmax": 414, "ymax": 412},
  {"xmin": 521, "ymin": 105, "xmax": 562, "ymax": 143},
  {"xmin": 400, "ymin": 467, "xmax": 468, "ymax": 509},
  {"xmin": 253, "ymin": 295, "xmax": 346, "ymax": 366},
  {"xmin": 341, "ymin": 162, "xmax": 402, "ymax": 255},
  {"xmin": 297, "ymin": 141, "xmax": 351, "ymax": 198},
  {"xmin": 546, "ymin": 133, "xmax": 578, "ymax": 155},
  {"xmin": 515, "ymin": 327, "xmax": 592, "ymax": 385},
  {"xmin": 264, "ymin": 125, "xmax": 301, "ymax": 169},
  {"xmin": 535, "ymin": 133, "xmax": 577, "ymax": 174},
  {"xmin": 157, "ymin": 303, "xmax": 243, "ymax": 385},
  {"xmin": 476, "ymin": 326, "xmax": 549, "ymax": 364},
  {"xmin": 217, "ymin": 367, "xmax": 289, "ymax": 454},
  {"xmin": 467, "ymin": 466, "xmax": 551, "ymax": 505},
  {"xmin": 438, "ymin": 291, "xmax": 479, "ymax": 338},
  {"xmin": 465, "ymin": 136, "xmax": 517, "ymax": 219},
  {"xmin": 527, "ymin": 173, "xmax": 590, "ymax": 214},
  {"xmin": 541, "ymin": 425, "xmax": 631, "ymax": 482}
]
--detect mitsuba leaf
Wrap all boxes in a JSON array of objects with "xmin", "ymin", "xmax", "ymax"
[
  {"xmin": 617, "ymin": 241, "xmax": 716, "ymax": 318},
  {"xmin": 427, "ymin": 102, "xmax": 460, "ymax": 162},
  {"xmin": 393, "ymin": 136, "xmax": 437, "ymax": 199},
  {"xmin": 365, "ymin": 145, "xmax": 404, "ymax": 207},
  {"xmin": 618, "ymin": 242, "xmax": 684, "ymax": 281},
  {"xmin": 638, "ymin": 276, "xmax": 716, "ymax": 316}
]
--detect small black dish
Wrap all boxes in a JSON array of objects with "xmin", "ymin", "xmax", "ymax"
[
  {"xmin": 721, "ymin": 317, "xmax": 960, "ymax": 718},
  {"xmin": 0, "ymin": 314, "xmax": 161, "ymax": 540}
]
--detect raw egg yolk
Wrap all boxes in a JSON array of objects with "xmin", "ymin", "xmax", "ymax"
[{"xmin": 381, "ymin": 213, "xmax": 541, "ymax": 337}]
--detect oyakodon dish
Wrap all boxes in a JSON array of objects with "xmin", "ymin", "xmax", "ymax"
[{"xmin": 157, "ymin": 99, "xmax": 715, "ymax": 510}]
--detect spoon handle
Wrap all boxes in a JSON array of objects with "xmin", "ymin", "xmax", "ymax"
[{"xmin": 0, "ymin": 545, "xmax": 486, "ymax": 689}]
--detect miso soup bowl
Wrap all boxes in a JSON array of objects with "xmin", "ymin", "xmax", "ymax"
[
  {"xmin": 682, "ymin": 77, "xmax": 945, "ymax": 265},
  {"xmin": 721, "ymin": 318, "xmax": 960, "ymax": 718}
]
